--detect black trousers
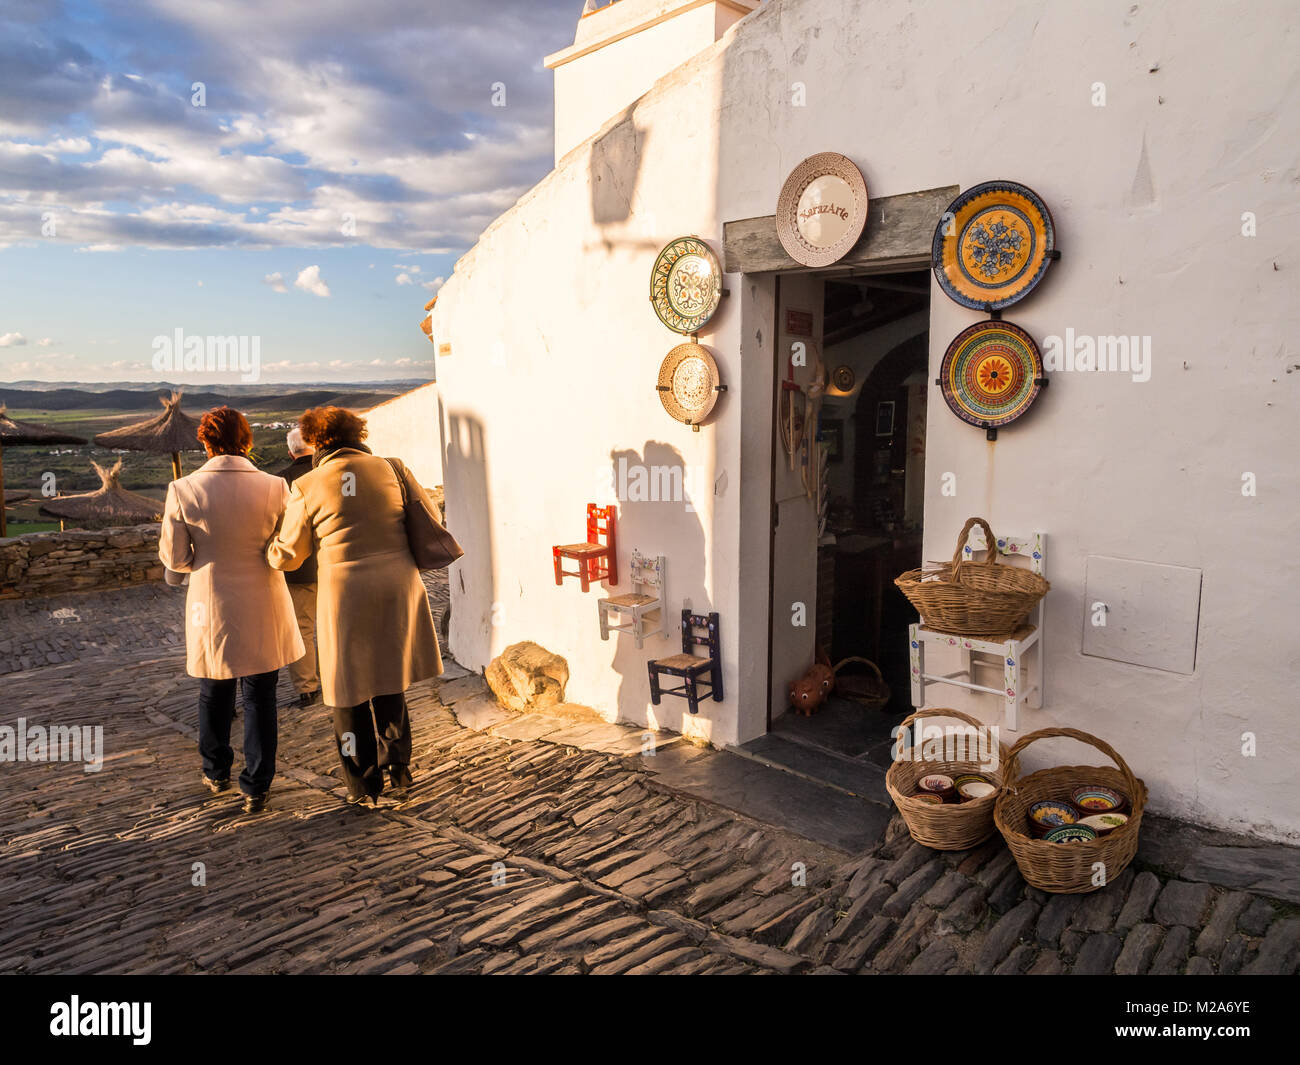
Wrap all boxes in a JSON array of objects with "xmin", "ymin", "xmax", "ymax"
[
  {"xmin": 198, "ymin": 670, "xmax": 279, "ymax": 796},
  {"xmin": 330, "ymin": 691, "xmax": 412, "ymax": 799}
]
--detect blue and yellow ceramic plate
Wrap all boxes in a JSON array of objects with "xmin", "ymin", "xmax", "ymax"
[{"xmin": 1045, "ymin": 824, "xmax": 1098, "ymax": 844}]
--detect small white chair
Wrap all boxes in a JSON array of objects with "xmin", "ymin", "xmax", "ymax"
[
  {"xmin": 598, "ymin": 551, "xmax": 666, "ymax": 648},
  {"xmin": 908, "ymin": 529, "xmax": 1045, "ymax": 732}
]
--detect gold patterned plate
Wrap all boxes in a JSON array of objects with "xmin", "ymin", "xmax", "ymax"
[
  {"xmin": 650, "ymin": 236, "xmax": 723, "ymax": 334},
  {"xmin": 940, "ymin": 320, "xmax": 1044, "ymax": 429},
  {"xmin": 932, "ymin": 181, "xmax": 1056, "ymax": 310},
  {"xmin": 657, "ymin": 342, "xmax": 722, "ymax": 427},
  {"xmin": 776, "ymin": 153, "xmax": 869, "ymax": 268}
]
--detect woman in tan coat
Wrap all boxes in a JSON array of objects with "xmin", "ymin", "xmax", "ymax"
[
  {"xmin": 267, "ymin": 406, "xmax": 442, "ymax": 806},
  {"xmin": 159, "ymin": 406, "xmax": 303, "ymax": 814}
]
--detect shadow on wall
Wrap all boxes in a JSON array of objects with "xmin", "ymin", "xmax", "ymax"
[
  {"xmin": 587, "ymin": 108, "xmax": 659, "ymax": 254},
  {"xmin": 606, "ymin": 441, "xmax": 706, "ymax": 732},
  {"xmin": 442, "ymin": 405, "xmax": 495, "ymax": 672}
]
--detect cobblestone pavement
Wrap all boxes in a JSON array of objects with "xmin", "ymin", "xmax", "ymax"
[{"xmin": 1, "ymin": 580, "xmax": 1297, "ymax": 975}]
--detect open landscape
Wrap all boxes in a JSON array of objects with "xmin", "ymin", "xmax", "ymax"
[{"xmin": 0, "ymin": 382, "xmax": 423, "ymax": 534}]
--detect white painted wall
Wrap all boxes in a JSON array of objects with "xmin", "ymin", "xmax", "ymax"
[
  {"xmin": 718, "ymin": 0, "xmax": 1300, "ymax": 842},
  {"xmin": 432, "ymin": 0, "xmax": 1300, "ymax": 841},
  {"xmin": 364, "ymin": 382, "xmax": 444, "ymax": 490}
]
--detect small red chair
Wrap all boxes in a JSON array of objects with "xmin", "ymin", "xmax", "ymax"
[{"xmin": 553, "ymin": 503, "xmax": 617, "ymax": 592}]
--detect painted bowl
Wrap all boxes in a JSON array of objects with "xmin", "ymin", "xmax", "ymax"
[
  {"xmin": 1045, "ymin": 824, "xmax": 1098, "ymax": 844},
  {"xmin": 953, "ymin": 773, "xmax": 992, "ymax": 790},
  {"xmin": 958, "ymin": 780, "xmax": 998, "ymax": 802},
  {"xmin": 1028, "ymin": 800, "xmax": 1077, "ymax": 828},
  {"xmin": 1079, "ymin": 812, "xmax": 1129, "ymax": 835},
  {"xmin": 912, "ymin": 792, "xmax": 945, "ymax": 805},
  {"xmin": 1071, "ymin": 786, "xmax": 1127, "ymax": 814},
  {"xmin": 918, "ymin": 773, "xmax": 955, "ymax": 794}
]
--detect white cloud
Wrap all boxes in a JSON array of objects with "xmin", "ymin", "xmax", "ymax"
[
  {"xmin": 37, "ymin": 337, "xmax": 54, "ymax": 346},
  {"xmin": 294, "ymin": 264, "xmax": 330, "ymax": 298},
  {"xmin": 263, "ymin": 271, "xmax": 288, "ymax": 293},
  {"xmin": 394, "ymin": 272, "xmax": 413, "ymax": 285},
  {"xmin": 422, "ymin": 276, "xmax": 445, "ymax": 293},
  {"xmin": 0, "ymin": 332, "xmax": 27, "ymax": 346}
]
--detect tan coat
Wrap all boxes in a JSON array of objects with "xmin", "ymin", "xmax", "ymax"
[
  {"xmin": 266, "ymin": 448, "xmax": 442, "ymax": 707},
  {"xmin": 159, "ymin": 455, "xmax": 305, "ymax": 680}
]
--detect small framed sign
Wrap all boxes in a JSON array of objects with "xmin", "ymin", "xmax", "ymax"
[{"xmin": 875, "ymin": 400, "xmax": 895, "ymax": 437}]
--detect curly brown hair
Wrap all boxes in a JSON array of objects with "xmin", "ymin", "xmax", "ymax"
[
  {"xmin": 196, "ymin": 406, "xmax": 253, "ymax": 456},
  {"xmin": 299, "ymin": 406, "xmax": 368, "ymax": 452}
]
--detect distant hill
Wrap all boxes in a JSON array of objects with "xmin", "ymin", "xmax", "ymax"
[{"xmin": 0, "ymin": 384, "xmax": 425, "ymax": 413}]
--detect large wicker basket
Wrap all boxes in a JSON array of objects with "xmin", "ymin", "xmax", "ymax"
[
  {"xmin": 994, "ymin": 727, "xmax": 1147, "ymax": 894},
  {"xmin": 885, "ymin": 707, "xmax": 1008, "ymax": 850},
  {"xmin": 832, "ymin": 656, "xmax": 890, "ymax": 711},
  {"xmin": 894, "ymin": 517, "xmax": 1049, "ymax": 638}
]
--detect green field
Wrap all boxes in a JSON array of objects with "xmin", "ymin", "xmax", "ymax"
[{"xmin": 3, "ymin": 407, "xmax": 309, "ymax": 531}]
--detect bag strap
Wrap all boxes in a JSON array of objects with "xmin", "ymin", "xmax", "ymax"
[{"xmin": 384, "ymin": 457, "xmax": 409, "ymax": 507}]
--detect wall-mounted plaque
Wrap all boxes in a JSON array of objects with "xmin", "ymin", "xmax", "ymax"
[
  {"xmin": 776, "ymin": 153, "xmax": 869, "ymax": 268},
  {"xmin": 939, "ymin": 320, "xmax": 1044, "ymax": 429},
  {"xmin": 932, "ymin": 181, "xmax": 1056, "ymax": 310},
  {"xmin": 650, "ymin": 236, "xmax": 723, "ymax": 334}
]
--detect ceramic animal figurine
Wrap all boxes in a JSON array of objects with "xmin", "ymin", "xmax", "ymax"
[{"xmin": 789, "ymin": 662, "xmax": 834, "ymax": 716}]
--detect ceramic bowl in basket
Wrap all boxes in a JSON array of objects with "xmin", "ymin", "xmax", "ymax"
[{"xmin": 1044, "ymin": 824, "xmax": 1098, "ymax": 844}]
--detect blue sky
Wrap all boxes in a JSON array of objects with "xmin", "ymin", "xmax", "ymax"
[{"xmin": 0, "ymin": 0, "xmax": 578, "ymax": 384}]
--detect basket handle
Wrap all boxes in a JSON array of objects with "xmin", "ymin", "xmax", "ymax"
[
  {"xmin": 950, "ymin": 516, "xmax": 1000, "ymax": 577},
  {"xmin": 1002, "ymin": 727, "xmax": 1140, "ymax": 802},
  {"xmin": 895, "ymin": 706, "xmax": 995, "ymax": 762},
  {"xmin": 832, "ymin": 656, "xmax": 882, "ymax": 683}
]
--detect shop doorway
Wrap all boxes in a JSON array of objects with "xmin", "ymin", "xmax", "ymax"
[{"xmin": 756, "ymin": 267, "xmax": 930, "ymax": 777}]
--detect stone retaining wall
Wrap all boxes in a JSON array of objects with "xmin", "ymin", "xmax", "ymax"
[{"xmin": 0, "ymin": 524, "xmax": 162, "ymax": 600}]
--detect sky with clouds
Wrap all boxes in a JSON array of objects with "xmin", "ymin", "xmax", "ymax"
[{"xmin": 0, "ymin": 0, "xmax": 578, "ymax": 384}]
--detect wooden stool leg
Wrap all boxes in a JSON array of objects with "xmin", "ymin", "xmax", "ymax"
[
  {"xmin": 598, "ymin": 602, "xmax": 609, "ymax": 641},
  {"xmin": 1004, "ymin": 640, "xmax": 1022, "ymax": 732},
  {"xmin": 553, "ymin": 549, "xmax": 563, "ymax": 586},
  {"xmin": 579, "ymin": 557, "xmax": 590, "ymax": 593},
  {"xmin": 647, "ymin": 664, "xmax": 661, "ymax": 705},
  {"xmin": 684, "ymin": 674, "xmax": 698, "ymax": 715}
]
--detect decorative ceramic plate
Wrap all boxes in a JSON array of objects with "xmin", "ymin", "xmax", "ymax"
[
  {"xmin": 958, "ymin": 780, "xmax": 998, "ymax": 801},
  {"xmin": 776, "ymin": 152, "xmax": 869, "ymax": 267},
  {"xmin": 940, "ymin": 320, "xmax": 1044, "ymax": 429},
  {"xmin": 932, "ymin": 181, "xmax": 1055, "ymax": 310},
  {"xmin": 1028, "ymin": 800, "xmax": 1077, "ymax": 828},
  {"xmin": 918, "ymin": 773, "xmax": 954, "ymax": 794},
  {"xmin": 1071, "ymin": 785, "xmax": 1126, "ymax": 814},
  {"xmin": 952, "ymin": 773, "xmax": 991, "ymax": 790},
  {"xmin": 832, "ymin": 365, "xmax": 855, "ymax": 392},
  {"xmin": 657, "ymin": 343, "xmax": 722, "ymax": 427},
  {"xmin": 1078, "ymin": 812, "xmax": 1129, "ymax": 835},
  {"xmin": 1045, "ymin": 824, "xmax": 1098, "ymax": 844},
  {"xmin": 912, "ymin": 792, "xmax": 944, "ymax": 805},
  {"xmin": 650, "ymin": 236, "xmax": 723, "ymax": 334}
]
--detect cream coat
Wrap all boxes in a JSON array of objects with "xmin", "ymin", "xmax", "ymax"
[
  {"xmin": 266, "ymin": 448, "xmax": 442, "ymax": 707},
  {"xmin": 159, "ymin": 454, "xmax": 305, "ymax": 680}
]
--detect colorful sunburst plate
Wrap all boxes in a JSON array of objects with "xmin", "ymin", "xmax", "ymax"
[
  {"xmin": 932, "ymin": 181, "xmax": 1055, "ymax": 310},
  {"xmin": 650, "ymin": 236, "xmax": 723, "ymax": 334},
  {"xmin": 940, "ymin": 320, "xmax": 1044, "ymax": 430}
]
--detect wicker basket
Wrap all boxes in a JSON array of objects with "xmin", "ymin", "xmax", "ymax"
[
  {"xmin": 894, "ymin": 517, "xmax": 1049, "ymax": 638},
  {"xmin": 885, "ymin": 707, "xmax": 1008, "ymax": 850},
  {"xmin": 994, "ymin": 727, "xmax": 1147, "ymax": 894},
  {"xmin": 832, "ymin": 656, "xmax": 890, "ymax": 711}
]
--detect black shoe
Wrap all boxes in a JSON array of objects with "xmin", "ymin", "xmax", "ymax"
[
  {"xmin": 202, "ymin": 775, "xmax": 232, "ymax": 795},
  {"xmin": 242, "ymin": 792, "xmax": 270, "ymax": 814},
  {"xmin": 346, "ymin": 793, "xmax": 377, "ymax": 809},
  {"xmin": 298, "ymin": 690, "xmax": 320, "ymax": 707},
  {"xmin": 387, "ymin": 766, "xmax": 414, "ymax": 800}
]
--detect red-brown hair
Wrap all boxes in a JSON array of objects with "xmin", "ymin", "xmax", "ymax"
[
  {"xmin": 197, "ymin": 406, "xmax": 253, "ymax": 456},
  {"xmin": 299, "ymin": 406, "xmax": 368, "ymax": 451}
]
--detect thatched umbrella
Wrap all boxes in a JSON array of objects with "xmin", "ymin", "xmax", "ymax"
[
  {"xmin": 38, "ymin": 459, "xmax": 162, "ymax": 531},
  {"xmin": 0, "ymin": 403, "xmax": 88, "ymax": 537},
  {"xmin": 3, "ymin": 489, "xmax": 30, "ymax": 506},
  {"xmin": 93, "ymin": 390, "xmax": 202, "ymax": 481}
]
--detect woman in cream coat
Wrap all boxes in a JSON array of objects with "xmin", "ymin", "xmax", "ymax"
[
  {"xmin": 159, "ymin": 406, "xmax": 303, "ymax": 813},
  {"xmin": 267, "ymin": 406, "xmax": 441, "ymax": 806}
]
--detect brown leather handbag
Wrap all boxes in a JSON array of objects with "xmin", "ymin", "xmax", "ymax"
[{"xmin": 385, "ymin": 458, "xmax": 463, "ymax": 570}]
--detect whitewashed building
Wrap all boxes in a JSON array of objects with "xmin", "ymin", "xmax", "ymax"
[{"xmin": 372, "ymin": 0, "xmax": 1300, "ymax": 842}]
